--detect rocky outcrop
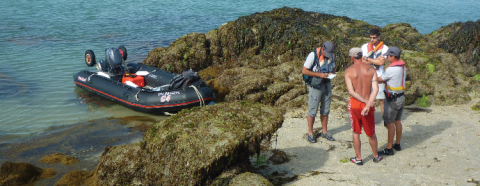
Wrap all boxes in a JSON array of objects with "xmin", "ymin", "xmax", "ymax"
[
  {"xmin": 39, "ymin": 153, "xmax": 79, "ymax": 165},
  {"xmin": 94, "ymin": 102, "xmax": 283, "ymax": 185},
  {"xmin": 0, "ymin": 162, "xmax": 55, "ymax": 186},
  {"xmin": 142, "ymin": 7, "xmax": 480, "ymax": 107}
]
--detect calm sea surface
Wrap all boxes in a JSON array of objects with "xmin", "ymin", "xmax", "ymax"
[{"xmin": 1, "ymin": 0, "xmax": 480, "ymax": 142}]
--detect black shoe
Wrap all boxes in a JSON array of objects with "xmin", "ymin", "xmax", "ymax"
[
  {"xmin": 373, "ymin": 155, "xmax": 383, "ymax": 163},
  {"xmin": 350, "ymin": 157, "xmax": 363, "ymax": 165},
  {"xmin": 378, "ymin": 148, "xmax": 394, "ymax": 156},
  {"xmin": 307, "ymin": 134, "xmax": 316, "ymax": 143},
  {"xmin": 320, "ymin": 133, "xmax": 335, "ymax": 141},
  {"xmin": 393, "ymin": 143, "xmax": 402, "ymax": 151}
]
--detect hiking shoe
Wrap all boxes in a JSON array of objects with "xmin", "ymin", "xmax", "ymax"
[
  {"xmin": 320, "ymin": 133, "xmax": 335, "ymax": 141},
  {"xmin": 350, "ymin": 157, "xmax": 363, "ymax": 165},
  {"xmin": 373, "ymin": 155, "xmax": 383, "ymax": 163},
  {"xmin": 378, "ymin": 148, "xmax": 394, "ymax": 156},
  {"xmin": 393, "ymin": 143, "xmax": 402, "ymax": 151},
  {"xmin": 307, "ymin": 134, "xmax": 316, "ymax": 143}
]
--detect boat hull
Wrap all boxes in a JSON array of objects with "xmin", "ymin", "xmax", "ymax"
[{"xmin": 73, "ymin": 65, "xmax": 214, "ymax": 114}]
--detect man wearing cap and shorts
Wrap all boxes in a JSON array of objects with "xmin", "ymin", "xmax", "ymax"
[
  {"xmin": 361, "ymin": 28, "xmax": 389, "ymax": 127},
  {"xmin": 377, "ymin": 46, "xmax": 406, "ymax": 156},
  {"xmin": 302, "ymin": 41, "xmax": 336, "ymax": 143},
  {"xmin": 345, "ymin": 48, "xmax": 383, "ymax": 165}
]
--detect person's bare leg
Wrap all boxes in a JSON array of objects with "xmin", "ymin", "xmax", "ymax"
[
  {"xmin": 369, "ymin": 133, "xmax": 379, "ymax": 157},
  {"xmin": 307, "ymin": 116, "xmax": 315, "ymax": 135},
  {"xmin": 387, "ymin": 122, "xmax": 395, "ymax": 149},
  {"xmin": 395, "ymin": 120, "xmax": 402, "ymax": 144},
  {"xmin": 353, "ymin": 131, "xmax": 361, "ymax": 160},
  {"xmin": 321, "ymin": 115, "xmax": 328, "ymax": 134},
  {"xmin": 380, "ymin": 99, "xmax": 385, "ymax": 115}
]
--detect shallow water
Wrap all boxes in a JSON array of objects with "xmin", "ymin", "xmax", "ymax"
[{"xmin": 0, "ymin": 1, "xmax": 480, "ymax": 182}]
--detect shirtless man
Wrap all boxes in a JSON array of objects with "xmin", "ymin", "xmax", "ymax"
[{"xmin": 345, "ymin": 48, "xmax": 383, "ymax": 165}]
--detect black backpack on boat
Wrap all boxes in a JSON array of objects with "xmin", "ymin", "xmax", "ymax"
[{"xmin": 169, "ymin": 69, "xmax": 201, "ymax": 90}]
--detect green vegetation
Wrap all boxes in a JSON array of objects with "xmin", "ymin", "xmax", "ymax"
[
  {"xmin": 254, "ymin": 155, "xmax": 267, "ymax": 166},
  {"xmin": 339, "ymin": 157, "xmax": 350, "ymax": 163},
  {"xmin": 473, "ymin": 74, "xmax": 480, "ymax": 82},
  {"xmin": 416, "ymin": 94, "xmax": 431, "ymax": 107},
  {"xmin": 471, "ymin": 103, "xmax": 480, "ymax": 111},
  {"xmin": 427, "ymin": 63, "xmax": 435, "ymax": 75}
]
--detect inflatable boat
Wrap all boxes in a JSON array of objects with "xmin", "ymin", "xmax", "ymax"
[{"xmin": 73, "ymin": 46, "xmax": 214, "ymax": 114}]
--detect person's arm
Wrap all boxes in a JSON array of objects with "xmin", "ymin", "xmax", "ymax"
[
  {"xmin": 377, "ymin": 76, "xmax": 385, "ymax": 84},
  {"xmin": 302, "ymin": 52, "xmax": 328, "ymax": 78},
  {"xmin": 345, "ymin": 71, "xmax": 368, "ymax": 103},
  {"xmin": 377, "ymin": 69, "xmax": 390, "ymax": 84},
  {"xmin": 363, "ymin": 55, "xmax": 385, "ymax": 66},
  {"xmin": 361, "ymin": 72, "xmax": 379, "ymax": 116},
  {"xmin": 302, "ymin": 66, "xmax": 328, "ymax": 78}
]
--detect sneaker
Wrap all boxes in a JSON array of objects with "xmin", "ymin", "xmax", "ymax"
[
  {"xmin": 393, "ymin": 143, "xmax": 402, "ymax": 151},
  {"xmin": 373, "ymin": 155, "xmax": 383, "ymax": 163},
  {"xmin": 307, "ymin": 134, "xmax": 316, "ymax": 143},
  {"xmin": 350, "ymin": 157, "xmax": 363, "ymax": 165},
  {"xmin": 320, "ymin": 133, "xmax": 335, "ymax": 141},
  {"xmin": 378, "ymin": 148, "xmax": 394, "ymax": 156}
]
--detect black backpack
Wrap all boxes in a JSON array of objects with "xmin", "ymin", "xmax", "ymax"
[{"xmin": 169, "ymin": 69, "xmax": 201, "ymax": 90}]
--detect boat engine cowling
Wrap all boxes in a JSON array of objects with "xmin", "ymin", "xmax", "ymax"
[{"xmin": 97, "ymin": 47, "xmax": 124, "ymax": 75}]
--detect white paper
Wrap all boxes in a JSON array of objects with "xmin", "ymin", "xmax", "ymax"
[{"xmin": 327, "ymin": 74, "xmax": 336, "ymax": 79}]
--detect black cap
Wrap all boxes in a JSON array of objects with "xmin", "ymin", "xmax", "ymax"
[
  {"xmin": 386, "ymin": 47, "xmax": 401, "ymax": 57},
  {"xmin": 322, "ymin": 41, "xmax": 335, "ymax": 58}
]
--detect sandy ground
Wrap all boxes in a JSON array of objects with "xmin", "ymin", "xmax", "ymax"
[{"xmin": 254, "ymin": 97, "xmax": 480, "ymax": 186}]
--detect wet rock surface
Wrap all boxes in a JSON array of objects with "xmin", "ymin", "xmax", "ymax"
[
  {"xmin": 94, "ymin": 102, "xmax": 284, "ymax": 185},
  {"xmin": 0, "ymin": 162, "xmax": 55, "ymax": 186}
]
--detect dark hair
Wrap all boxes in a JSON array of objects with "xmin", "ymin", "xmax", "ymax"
[{"xmin": 369, "ymin": 28, "xmax": 381, "ymax": 36}]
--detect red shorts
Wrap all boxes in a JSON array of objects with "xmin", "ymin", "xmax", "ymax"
[{"xmin": 348, "ymin": 97, "xmax": 376, "ymax": 137}]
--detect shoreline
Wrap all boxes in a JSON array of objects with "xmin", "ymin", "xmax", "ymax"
[{"xmin": 254, "ymin": 97, "xmax": 480, "ymax": 185}]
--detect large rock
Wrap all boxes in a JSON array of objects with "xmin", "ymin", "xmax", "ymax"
[
  {"xmin": 142, "ymin": 7, "xmax": 480, "ymax": 107},
  {"xmin": 0, "ymin": 162, "xmax": 55, "ymax": 186},
  {"xmin": 95, "ymin": 102, "xmax": 284, "ymax": 185}
]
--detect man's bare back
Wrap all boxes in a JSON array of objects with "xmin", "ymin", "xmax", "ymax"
[{"xmin": 345, "ymin": 60, "xmax": 379, "ymax": 114}]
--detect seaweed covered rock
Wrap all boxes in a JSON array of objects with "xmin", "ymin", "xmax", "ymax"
[
  {"xmin": 228, "ymin": 172, "xmax": 273, "ymax": 186},
  {"xmin": 95, "ymin": 102, "xmax": 284, "ymax": 185},
  {"xmin": 143, "ymin": 32, "xmax": 210, "ymax": 74},
  {"xmin": 0, "ymin": 162, "xmax": 55, "ymax": 186},
  {"xmin": 142, "ymin": 7, "xmax": 480, "ymax": 107},
  {"xmin": 55, "ymin": 170, "xmax": 96, "ymax": 186},
  {"xmin": 39, "ymin": 152, "xmax": 79, "ymax": 165}
]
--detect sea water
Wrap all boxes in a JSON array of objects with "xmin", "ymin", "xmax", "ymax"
[{"xmin": 1, "ymin": 0, "xmax": 479, "ymax": 142}]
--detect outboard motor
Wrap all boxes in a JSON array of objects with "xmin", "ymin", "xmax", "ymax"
[
  {"xmin": 105, "ymin": 48, "xmax": 125, "ymax": 75},
  {"xmin": 96, "ymin": 48, "xmax": 124, "ymax": 76}
]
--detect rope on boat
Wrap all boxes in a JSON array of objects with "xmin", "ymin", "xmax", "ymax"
[
  {"xmin": 87, "ymin": 74, "xmax": 95, "ymax": 82},
  {"xmin": 135, "ymin": 90, "xmax": 141, "ymax": 101},
  {"xmin": 190, "ymin": 85, "xmax": 205, "ymax": 107},
  {"xmin": 163, "ymin": 111, "xmax": 175, "ymax": 116}
]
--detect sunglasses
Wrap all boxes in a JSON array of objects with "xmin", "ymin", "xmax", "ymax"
[{"xmin": 370, "ymin": 36, "xmax": 378, "ymax": 40}]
